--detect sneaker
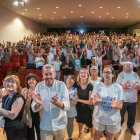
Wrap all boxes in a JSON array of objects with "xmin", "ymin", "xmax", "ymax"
[{"xmin": 128, "ymin": 127, "xmax": 136, "ymax": 135}]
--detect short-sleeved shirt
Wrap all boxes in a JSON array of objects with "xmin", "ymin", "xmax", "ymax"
[
  {"xmin": 76, "ymin": 83, "xmax": 93, "ymax": 112},
  {"xmin": 111, "ymin": 60, "xmax": 119, "ymax": 70},
  {"xmin": 62, "ymin": 61, "xmax": 73, "ymax": 76},
  {"xmin": 4, "ymin": 52, "xmax": 10, "ymax": 62},
  {"xmin": 116, "ymin": 71, "xmax": 140, "ymax": 103},
  {"xmin": 91, "ymin": 82, "xmax": 124, "ymax": 125}
]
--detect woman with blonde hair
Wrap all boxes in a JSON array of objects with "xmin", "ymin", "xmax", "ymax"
[
  {"xmin": 0, "ymin": 75, "xmax": 26, "ymax": 140},
  {"xmin": 74, "ymin": 68, "xmax": 94, "ymax": 140}
]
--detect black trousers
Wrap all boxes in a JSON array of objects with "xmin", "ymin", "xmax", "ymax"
[
  {"xmin": 27, "ymin": 120, "xmax": 41, "ymax": 140},
  {"xmin": 5, "ymin": 122, "xmax": 27, "ymax": 140}
]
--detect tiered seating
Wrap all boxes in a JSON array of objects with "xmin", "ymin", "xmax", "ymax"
[
  {"xmin": 1, "ymin": 63, "xmax": 13, "ymax": 78},
  {"xmin": 19, "ymin": 55, "xmax": 26, "ymax": 67},
  {"xmin": 0, "ymin": 68, "xmax": 3, "ymax": 85},
  {"xmin": 18, "ymin": 69, "xmax": 26, "ymax": 87},
  {"xmin": 35, "ymin": 70, "xmax": 42, "ymax": 81},
  {"xmin": 11, "ymin": 58, "xmax": 20, "ymax": 71}
]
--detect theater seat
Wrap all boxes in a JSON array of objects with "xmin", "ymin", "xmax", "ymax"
[
  {"xmin": 18, "ymin": 69, "xmax": 26, "ymax": 87},
  {"xmin": 35, "ymin": 70, "xmax": 42, "ymax": 81},
  {"xmin": 102, "ymin": 60, "xmax": 111, "ymax": 69}
]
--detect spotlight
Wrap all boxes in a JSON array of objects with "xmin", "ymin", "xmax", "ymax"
[
  {"xmin": 80, "ymin": 30, "xmax": 84, "ymax": 34},
  {"xmin": 20, "ymin": 1, "xmax": 25, "ymax": 6},
  {"xmin": 13, "ymin": 0, "xmax": 19, "ymax": 6},
  {"xmin": 23, "ymin": 0, "xmax": 28, "ymax": 2}
]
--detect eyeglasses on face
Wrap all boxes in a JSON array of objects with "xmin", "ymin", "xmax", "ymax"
[
  {"xmin": 91, "ymin": 69, "xmax": 97, "ymax": 71},
  {"xmin": 103, "ymin": 71, "xmax": 112, "ymax": 75}
]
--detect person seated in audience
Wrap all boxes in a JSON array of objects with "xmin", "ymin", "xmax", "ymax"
[
  {"xmin": 116, "ymin": 62, "xmax": 140, "ymax": 135},
  {"xmin": 87, "ymin": 55, "xmax": 100, "ymax": 77},
  {"xmin": 92, "ymin": 65, "xmax": 124, "ymax": 140},
  {"xmin": 74, "ymin": 68, "xmax": 94, "ymax": 140},
  {"xmin": 78, "ymin": 48, "xmax": 86, "ymax": 65},
  {"xmin": 18, "ymin": 45, "xmax": 23, "ymax": 55},
  {"xmin": 66, "ymin": 75, "xmax": 77, "ymax": 140},
  {"xmin": 62, "ymin": 55, "xmax": 73, "ymax": 83},
  {"xmin": 3, "ymin": 48, "xmax": 10, "ymax": 62},
  {"xmin": 0, "ymin": 75, "xmax": 26, "ymax": 140},
  {"xmin": 35, "ymin": 53, "xmax": 45, "ymax": 70},
  {"xmin": 22, "ymin": 74, "xmax": 41, "ymax": 140},
  {"xmin": 86, "ymin": 43, "xmax": 94, "ymax": 65},
  {"xmin": 61, "ymin": 44, "xmax": 67, "ymax": 57},
  {"xmin": 27, "ymin": 49, "xmax": 35, "ymax": 63},
  {"xmin": 29, "ymin": 64, "xmax": 70, "ymax": 140},
  {"xmin": 45, "ymin": 48, "xmax": 54, "ymax": 64},
  {"xmin": 52, "ymin": 55, "xmax": 62, "ymax": 80}
]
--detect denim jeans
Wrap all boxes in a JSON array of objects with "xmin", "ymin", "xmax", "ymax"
[{"xmin": 121, "ymin": 102, "xmax": 136, "ymax": 128}]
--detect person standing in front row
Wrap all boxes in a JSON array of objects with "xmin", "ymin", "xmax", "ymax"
[
  {"xmin": 92, "ymin": 65, "xmax": 124, "ymax": 140},
  {"xmin": 74, "ymin": 68, "xmax": 94, "ymax": 140},
  {"xmin": 116, "ymin": 61, "xmax": 140, "ymax": 135},
  {"xmin": 29, "ymin": 64, "xmax": 70, "ymax": 140}
]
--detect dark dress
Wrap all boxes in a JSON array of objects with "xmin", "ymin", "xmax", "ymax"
[
  {"xmin": 27, "ymin": 99, "xmax": 41, "ymax": 140},
  {"xmin": 2, "ymin": 92, "xmax": 27, "ymax": 140},
  {"xmin": 76, "ymin": 83, "xmax": 94, "ymax": 128}
]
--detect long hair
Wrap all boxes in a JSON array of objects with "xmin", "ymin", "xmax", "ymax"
[
  {"xmin": 77, "ymin": 68, "xmax": 90, "ymax": 86},
  {"xmin": 6, "ymin": 75, "xmax": 22, "ymax": 93},
  {"xmin": 101, "ymin": 65, "xmax": 116, "ymax": 83},
  {"xmin": 66, "ymin": 74, "xmax": 77, "ymax": 89}
]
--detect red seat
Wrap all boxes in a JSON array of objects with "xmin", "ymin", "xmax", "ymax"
[
  {"xmin": 19, "ymin": 55, "xmax": 26, "ymax": 66},
  {"xmin": 82, "ymin": 65, "xmax": 85, "ymax": 68},
  {"xmin": 35, "ymin": 70, "xmax": 42, "ymax": 81},
  {"xmin": 60, "ymin": 70, "xmax": 64, "ymax": 82},
  {"xmin": 18, "ymin": 69, "xmax": 26, "ymax": 87},
  {"xmin": 102, "ymin": 60, "xmax": 111, "ymax": 69},
  {"xmin": 11, "ymin": 55, "xmax": 19, "ymax": 58},
  {"xmin": 0, "ymin": 74, "xmax": 3, "ymax": 85}
]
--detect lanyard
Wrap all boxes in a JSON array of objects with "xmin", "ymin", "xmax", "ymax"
[{"xmin": 4, "ymin": 93, "xmax": 16, "ymax": 110}]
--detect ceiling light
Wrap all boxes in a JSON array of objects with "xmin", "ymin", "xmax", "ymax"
[
  {"xmin": 80, "ymin": 16, "xmax": 83, "ymax": 17},
  {"xmin": 23, "ymin": 0, "xmax": 28, "ymax": 2},
  {"xmin": 51, "ymin": 18, "xmax": 54, "ymax": 19},
  {"xmin": 106, "ymin": 13, "xmax": 109, "ymax": 14},
  {"xmin": 39, "ymin": 18, "xmax": 41, "ymax": 19},
  {"xmin": 99, "ymin": 16, "xmax": 101, "ymax": 18},
  {"xmin": 37, "ymin": 8, "xmax": 40, "ymax": 9},
  {"xmin": 25, "ymin": 9, "xmax": 27, "ymax": 11},
  {"xmin": 54, "ymin": 12, "xmax": 56, "ymax": 13},
  {"xmin": 126, "ymin": 16, "xmax": 128, "ymax": 18},
  {"xmin": 63, "ymin": 17, "xmax": 65, "ymax": 18},
  {"xmin": 71, "ymin": 11, "xmax": 73, "ymax": 13},
  {"xmin": 13, "ymin": 0, "xmax": 19, "ymax": 6},
  {"xmin": 126, "ymin": 13, "xmax": 129, "ymax": 15},
  {"xmin": 20, "ymin": 1, "xmax": 25, "ymax": 6},
  {"xmin": 39, "ymin": 14, "xmax": 42, "ymax": 16},
  {"xmin": 100, "ymin": 7, "xmax": 102, "ymax": 8},
  {"xmin": 117, "ymin": 7, "xmax": 120, "ymax": 8},
  {"xmin": 111, "ymin": 17, "xmax": 114, "ymax": 18},
  {"xmin": 79, "ymin": 5, "xmax": 82, "ymax": 6},
  {"xmin": 56, "ymin": 7, "xmax": 59, "ymax": 8},
  {"xmin": 139, "ymin": 6, "xmax": 140, "ymax": 7},
  {"xmin": 91, "ymin": 12, "xmax": 94, "ymax": 13}
]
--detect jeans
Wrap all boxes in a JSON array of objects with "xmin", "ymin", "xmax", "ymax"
[
  {"xmin": 121, "ymin": 102, "xmax": 136, "ymax": 128},
  {"xmin": 37, "ymin": 66, "xmax": 43, "ymax": 70}
]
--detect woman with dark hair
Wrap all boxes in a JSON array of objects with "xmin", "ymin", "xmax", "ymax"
[
  {"xmin": 0, "ymin": 75, "xmax": 26, "ymax": 140},
  {"xmin": 74, "ymin": 68, "xmax": 94, "ymax": 140},
  {"xmin": 91, "ymin": 66, "xmax": 124, "ymax": 140},
  {"xmin": 66, "ymin": 75, "xmax": 77, "ymax": 140},
  {"xmin": 22, "ymin": 73, "xmax": 41, "ymax": 140}
]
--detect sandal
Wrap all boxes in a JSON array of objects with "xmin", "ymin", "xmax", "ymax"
[
  {"xmin": 75, "ymin": 133, "xmax": 82, "ymax": 140},
  {"xmin": 84, "ymin": 127, "xmax": 90, "ymax": 133}
]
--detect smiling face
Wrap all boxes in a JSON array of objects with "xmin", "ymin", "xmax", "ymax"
[
  {"xmin": 103, "ymin": 67, "xmax": 114, "ymax": 82},
  {"xmin": 43, "ymin": 68, "xmax": 56, "ymax": 86},
  {"xmin": 90, "ymin": 66, "xmax": 98, "ymax": 76},
  {"xmin": 6, "ymin": 79, "xmax": 18, "ymax": 92},
  {"xmin": 79, "ymin": 69, "xmax": 88, "ymax": 80},
  {"xmin": 66, "ymin": 75, "xmax": 75, "ymax": 87},
  {"xmin": 28, "ymin": 78, "xmax": 37, "ymax": 89}
]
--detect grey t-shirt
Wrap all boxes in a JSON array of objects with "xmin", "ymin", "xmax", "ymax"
[{"xmin": 4, "ymin": 52, "xmax": 10, "ymax": 62}]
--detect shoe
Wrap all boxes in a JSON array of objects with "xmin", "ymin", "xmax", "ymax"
[{"xmin": 128, "ymin": 127, "xmax": 136, "ymax": 135}]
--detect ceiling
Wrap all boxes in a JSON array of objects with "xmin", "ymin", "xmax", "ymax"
[{"xmin": 0, "ymin": 0, "xmax": 140, "ymax": 28}]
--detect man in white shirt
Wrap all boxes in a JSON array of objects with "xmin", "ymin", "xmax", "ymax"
[
  {"xmin": 30, "ymin": 64, "xmax": 70, "ymax": 140},
  {"xmin": 116, "ymin": 62, "xmax": 140, "ymax": 135},
  {"xmin": 46, "ymin": 49, "xmax": 54, "ymax": 64}
]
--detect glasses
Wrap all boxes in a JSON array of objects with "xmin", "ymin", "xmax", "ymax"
[
  {"xmin": 6, "ymin": 80, "xmax": 15, "ymax": 84},
  {"xmin": 91, "ymin": 69, "xmax": 97, "ymax": 71},
  {"xmin": 103, "ymin": 71, "xmax": 112, "ymax": 75},
  {"xmin": 67, "ymin": 77, "xmax": 74, "ymax": 80}
]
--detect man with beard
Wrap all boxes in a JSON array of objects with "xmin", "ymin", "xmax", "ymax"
[
  {"xmin": 116, "ymin": 61, "xmax": 140, "ymax": 135},
  {"xmin": 30, "ymin": 64, "xmax": 70, "ymax": 140}
]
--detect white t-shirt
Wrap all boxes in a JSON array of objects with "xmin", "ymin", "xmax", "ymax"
[
  {"xmin": 61, "ymin": 48, "xmax": 67, "ymax": 57},
  {"xmin": 90, "ymin": 77, "xmax": 102, "ymax": 87},
  {"xmin": 91, "ymin": 82, "xmax": 124, "ymax": 125},
  {"xmin": 35, "ymin": 57, "xmax": 45, "ymax": 68},
  {"xmin": 50, "ymin": 47, "xmax": 56, "ymax": 55},
  {"xmin": 86, "ymin": 45, "xmax": 93, "ymax": 60},
  {"xmin": 116, "ymin": 71, "xmax": 140, "ymax": 103},
  {"xmin": 52, "ymin": 61, "xmax": 62, "ymax": 72},
  {"xmin": 67, "ymin": 88, "xmax": 77, "ymax": 117},
  {"xmin": 118, "ymin": 48, "xmax": 124, "ymax": 56},
  {"xmin": 47, "ymin": 53, "xmax": 54, "ymax": 64}
]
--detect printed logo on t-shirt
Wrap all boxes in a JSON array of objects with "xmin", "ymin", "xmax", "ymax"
[
  {"xmin": 124, "ymin": 82, "xmax": 133, "ymax": 92},
  {"xmin": 101, "ymin": 96, "xmax": 113, "ymax": 112}
]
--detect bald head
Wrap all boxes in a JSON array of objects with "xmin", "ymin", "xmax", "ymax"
[{"xmin": 124, "ymin": 61, "xmax": 133, "ymax": 73}]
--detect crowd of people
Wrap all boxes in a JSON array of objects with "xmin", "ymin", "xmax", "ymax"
[{"xmin": 0, "ymin": 31, "xmax": 140, "ymax": 140}]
